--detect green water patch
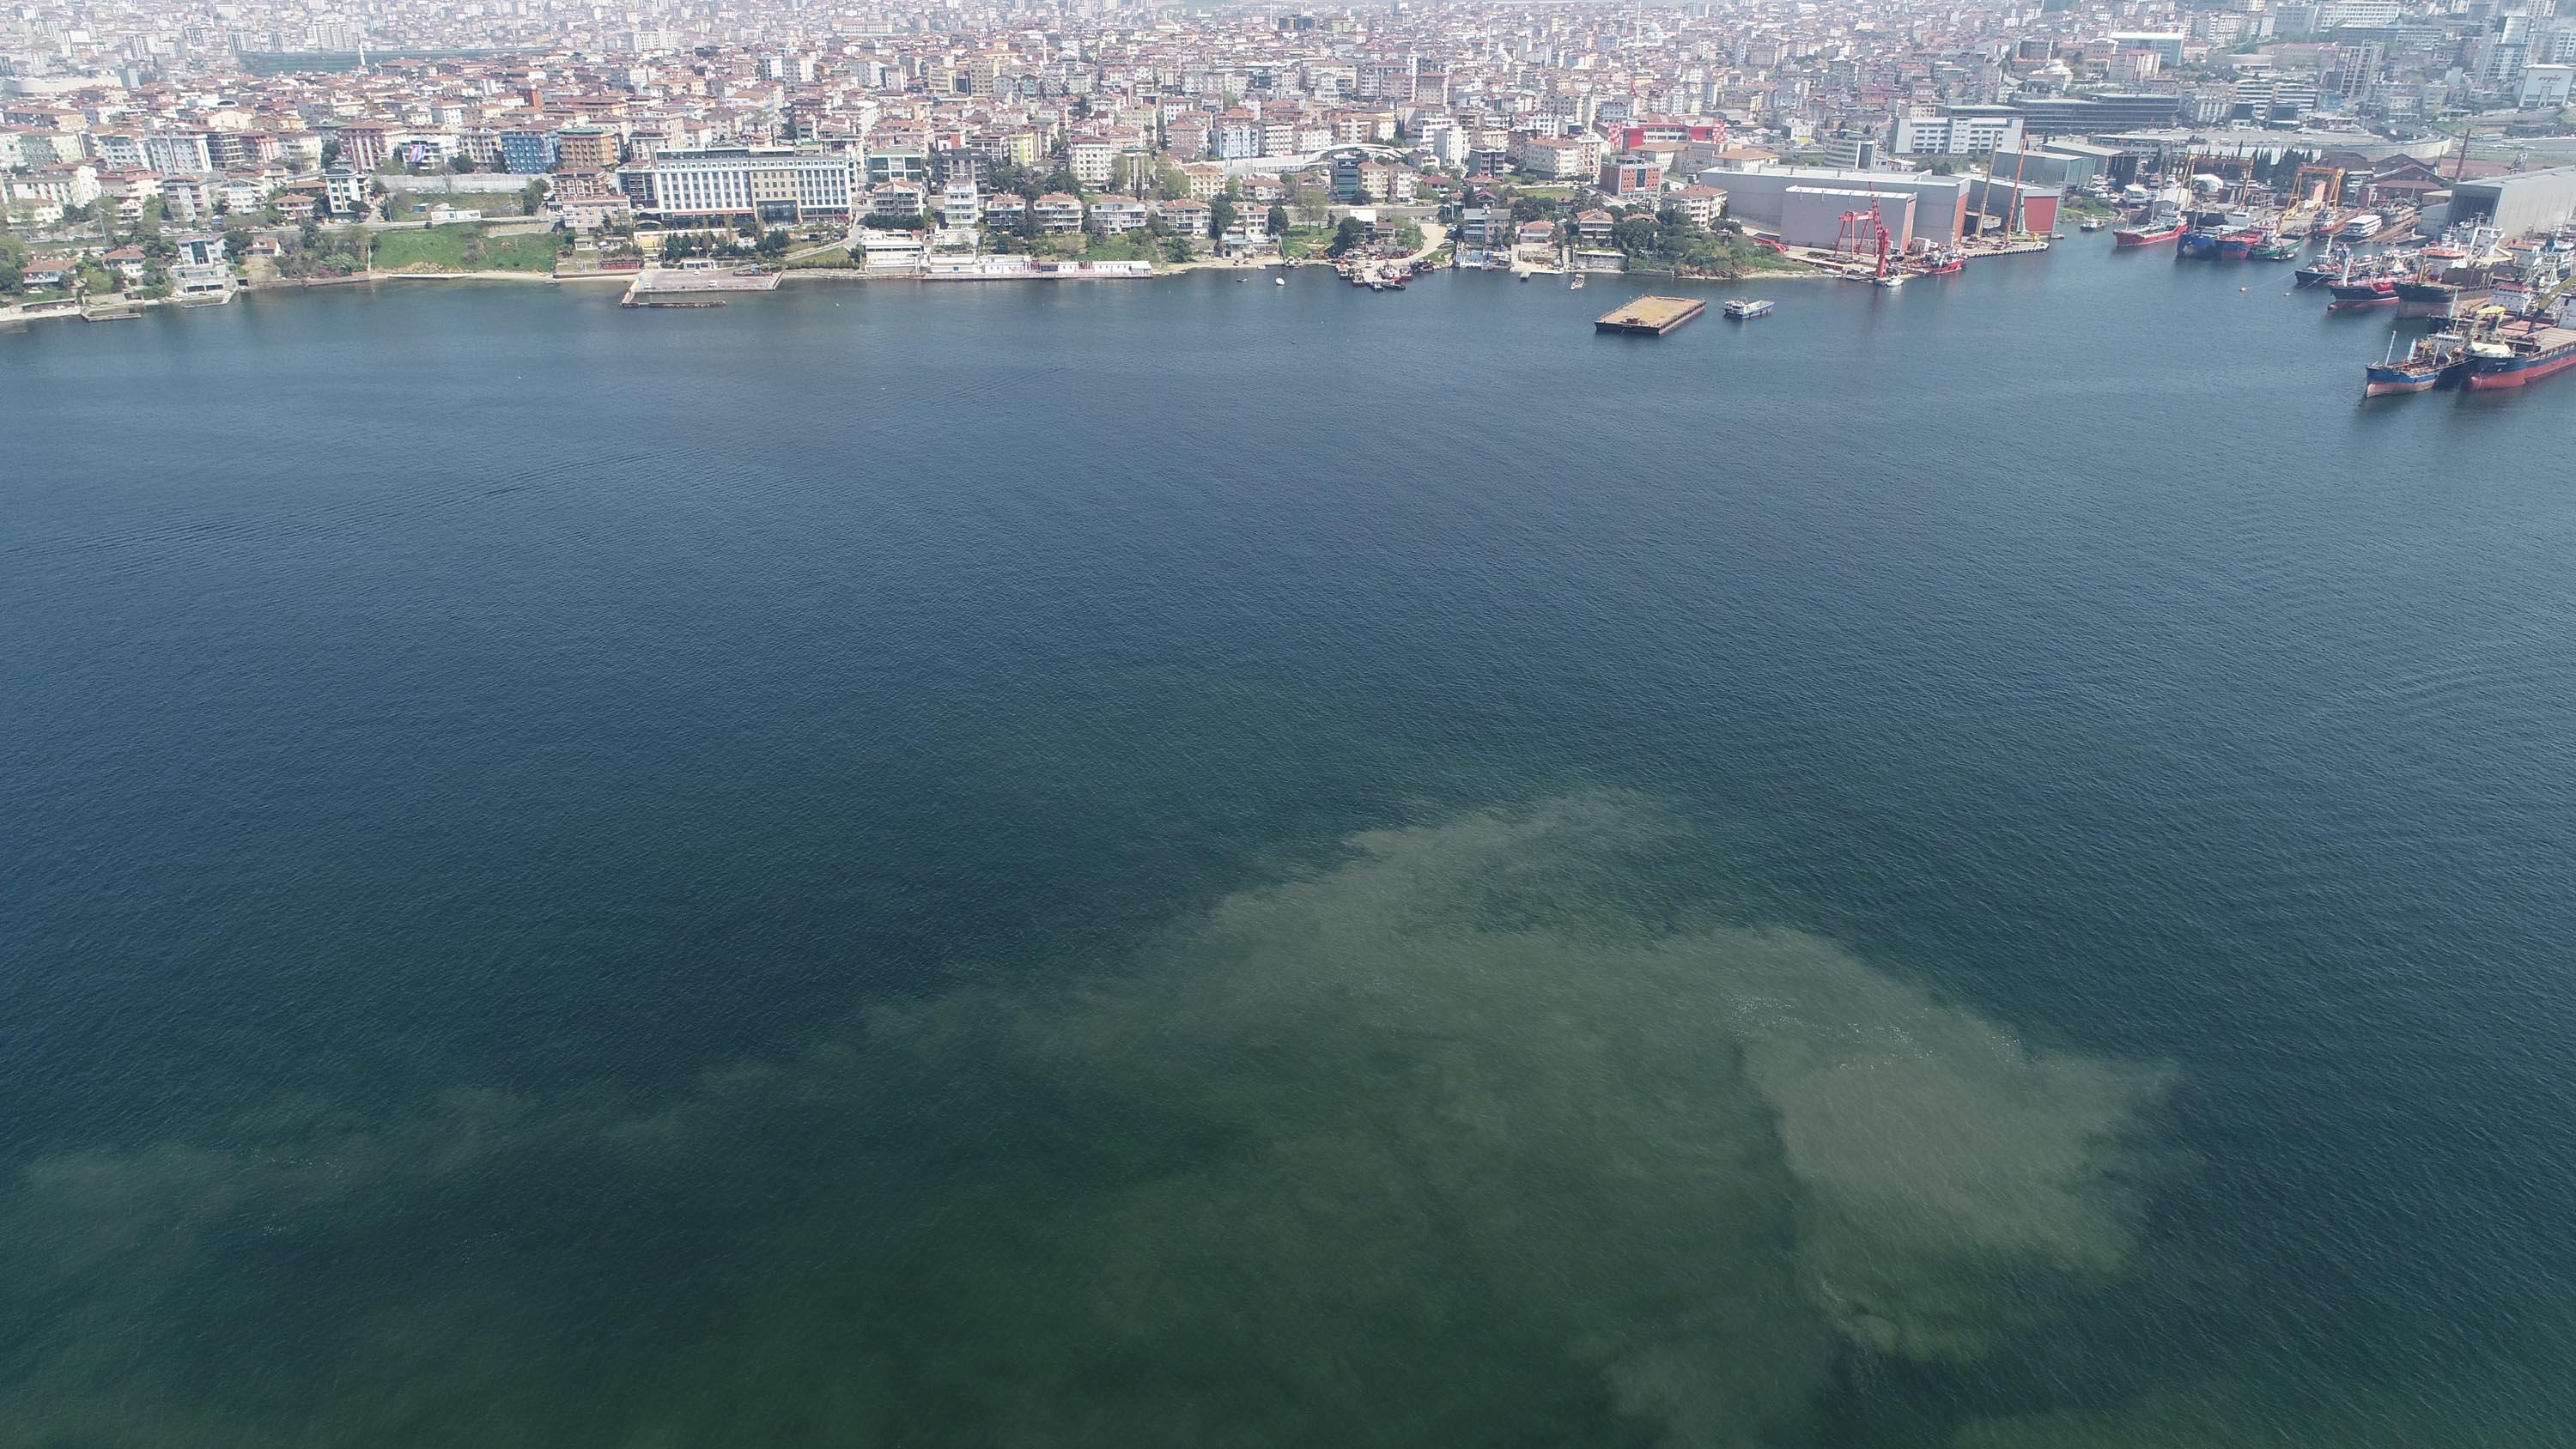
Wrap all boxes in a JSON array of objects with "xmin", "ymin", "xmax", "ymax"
[{"xmin": 0, "ymin": 795, "xmax": 2178, "ymax": 1446}]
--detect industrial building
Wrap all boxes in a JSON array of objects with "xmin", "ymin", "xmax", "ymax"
[
  {"xmin": 1960, "ymin": 176, "xmax": 2062, "ymax": 236},
  {"xmin": 2010, "ymin": 93, "xmax": 2184, "ymax": 136},
  {"xmin": 1695, "ymin": 164, "xmax": 1967, "ymax": 244},
  {"xmin": 1987, "ymin": 142, "xmax": 2117, "ymax": 193},
  {"xmin": 1779, "ymin": 185, "xmax": 1917, "ymax": 250},
  {"xmin": 2450, "ymin": 165, "xmax": 2576, "ymax": 238}
]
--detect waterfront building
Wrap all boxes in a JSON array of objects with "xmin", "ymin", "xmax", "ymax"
[
  {"xmin": 1779, "ymin": 185, "xmax": 1917, "ymax": 250},
  {"xmin": 1698, "ymin": 164, "xmax": 1968, "ymax": 245},
  {"xmin": 2451, "ymin": 165, "xmax": 2576, "ymax": 237},
  {"xmin": 623, "ymin": 146, "xmax": 860, "ymax": 224},
  {"xmin": 1031, "ymin": 192, "xmax": 1085, "ymax": 233}
]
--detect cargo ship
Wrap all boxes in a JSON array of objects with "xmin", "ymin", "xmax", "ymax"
[
  {"xmin": 2464, "ymin": 323, "xmax": 2576, "ymax": 390},
  {"xmin": 2113, "ymin": 190, "xmax": 2188, "ymax": 247},
  {"xmin": 2362, "ymin": 331, "xmax": 2470, "ymax": 396},
  {"xmin": 2327, "ymin": 276, "xmax": 2399, "ymax": 310},
  {"xmin": 2394, "ymin": 270, "xmax": 2494, "ymax": 319},
  {"xmin": 2216, "ymin": 228, "xmax": 2268, "ymax": 260},
  {"xmin": 2114, "ymin": 215, "xmax": 2184, "ymax": 246}
]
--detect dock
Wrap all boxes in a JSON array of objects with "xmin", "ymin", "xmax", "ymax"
[
  {"xmin": 1595, "ymin": 295, "xmax": 1705, "ymax": 335},
  {"xmin": 620, "ymin": 263, "xmax": 783, "ymax": 306}
]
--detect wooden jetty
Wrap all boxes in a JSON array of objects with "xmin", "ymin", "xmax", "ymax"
[{"xmin": 1594, "ymin": 295, "xmax": 1705, "ymax": 336}]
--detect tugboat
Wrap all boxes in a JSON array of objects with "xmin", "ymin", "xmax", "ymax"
[{"xmin": 2362, "ymin": 331, "xmax": 2470, "ymax": 396}]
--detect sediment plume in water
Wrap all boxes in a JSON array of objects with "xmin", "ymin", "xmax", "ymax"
[{"xmin": 0, "ymin": 795, "xmax": 2171, "ymax": 1446}]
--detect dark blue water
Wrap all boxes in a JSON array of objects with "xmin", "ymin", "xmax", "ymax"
[{"xmin": 4, "ymin": 249, "xmax": 2573, "ymax": 1446}]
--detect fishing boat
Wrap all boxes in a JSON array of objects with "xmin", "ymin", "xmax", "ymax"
[
  {"xmin": 2362, "ymin": 331, "xmax": 2470, "ymax": 396},
  {"xmin": 1722, "ymin": 298, "xmax": 1774, "ymax": 318},
  {"xmin": 2294, "ymin": 246, "xmax": 2352, "ymax": 287},
  {"xmin": 2250, "ymin": 237, "xmax": 2302, "ymax": 262}
]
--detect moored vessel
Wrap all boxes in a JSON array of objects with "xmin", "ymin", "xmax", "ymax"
[
  {"xmin": 2327, "ymin": 276, "xmax": 2398, "ymax": 310},
  {"xmin": 1722, "ymin": 298, "xmax": 1774, "ymax": 318},
  {"xmin": 2464, "ymin": 323, "xmax": 2576, "ymax": 390},
  {"xmin": 2362, "ymin": 331, "xmax": 2470, "ymax": 397}
]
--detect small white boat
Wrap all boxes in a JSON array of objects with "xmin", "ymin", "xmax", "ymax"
[
  {"xmin": 1874, "ymin": 273, "xmax": 1905, "ymax": 288},
  {"xmin": 2080, "ymin": 218, "xmax": 2105, "ymax": 232},
  {"xmin": 1274, "ymin": 276, "xmax": 1285, "ymax": 285}
]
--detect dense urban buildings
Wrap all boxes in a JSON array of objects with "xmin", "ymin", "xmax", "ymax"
[{"xmin": 6, "ymin": 0, "xmax": 2576, "ymax": 300}]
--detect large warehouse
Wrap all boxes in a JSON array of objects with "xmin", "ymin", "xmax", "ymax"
[
  {"xmin": 1778, "ymin": 186, "xmax": 1917, "ymax": 250},
  {"xmin": 2449, "ymin": 166, "xmax": 2576, "ymax": 238},
  {"xmin": 1694, "ymin": 165, "xmax": 1968, "ymax": 244}
]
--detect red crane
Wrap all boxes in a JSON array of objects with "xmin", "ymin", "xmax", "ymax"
[{"xmin": 1835, "ymin": 200, "xmax": 1890, "ymax": 278}]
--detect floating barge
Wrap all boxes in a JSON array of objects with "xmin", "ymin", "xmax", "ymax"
[{"xmin": 1595, "ymin": 295, "xmax": 1705, "ymax": 336}]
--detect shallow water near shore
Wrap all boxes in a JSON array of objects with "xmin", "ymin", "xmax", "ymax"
[{"xmin": 4, "ymin": 248, "xmax": 2574, "ymax": 1445}]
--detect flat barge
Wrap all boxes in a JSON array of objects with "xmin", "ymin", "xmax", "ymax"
[{"xmin": 1595, "ymin": 295, "xmax": 1706, "ymax": 336}]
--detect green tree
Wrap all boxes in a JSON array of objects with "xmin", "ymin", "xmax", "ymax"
[
  {"xmin": 222, "ymin": 225, "xmax": 254, "ymax": 263},
  {"xmin": 522, "ymin": 179, "xmax": 548, "ymax": 215},
  {"xmin": 1265, "ymin": 203, "xmax": 1291, "ymax": 235},
  {"xmin": 1209, "ymin": 194, "xmax": 1237, "ymax": 236},
  {"xmin": 1154, "ymin": 162, "xmax": 1191, "ymax": 202},
  {"xmin": 1330, "ymin": 215, "xmax": 1368, "ymax": 255}
]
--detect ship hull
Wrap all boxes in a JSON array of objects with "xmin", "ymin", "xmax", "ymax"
[
  {"xmin": 2113, "ymin": 224, "xmax": 2182, "ymax": 247},
  {"xmin": 2362, "ymin": 368, "xmax": 2439, "ymax": 397},
  {"xmin": 2465, "ymin": 345, "xmax": 2576, "ymax": 390},
  {"xmin": 2362, "ymin": 361, "xmax": 2468, "ymax": 396}
]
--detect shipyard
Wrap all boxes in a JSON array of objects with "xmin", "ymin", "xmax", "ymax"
[{"xmin": 6, "ymin": 0, "xmax": 2576, "ymax": 403}]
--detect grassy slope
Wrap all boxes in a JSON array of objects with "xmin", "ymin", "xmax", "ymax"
[{"xmin": 369, "ymin": 226, "xmax": 560, "ymax": 274}]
